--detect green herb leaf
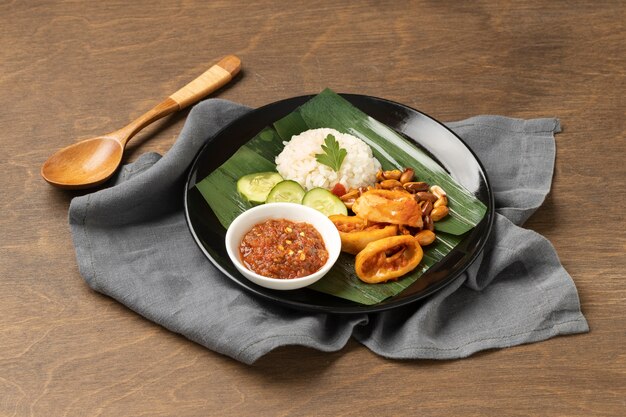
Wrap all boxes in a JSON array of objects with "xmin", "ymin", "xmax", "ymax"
[{"xmin": 315, "ymin": 134, "xmax": 347, "ymax": 172}]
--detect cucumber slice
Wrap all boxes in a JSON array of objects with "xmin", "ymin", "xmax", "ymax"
[
  {"xmin": 302, "ymin": 187, "xmax": 348, "ymax": 216},
  {"xmin": 236, "ymin": 172, "xmax": 283, "ymax": 204},
  {"xmin": 266, "ymin": 180, "xmax": 306, "ymax": 204}
]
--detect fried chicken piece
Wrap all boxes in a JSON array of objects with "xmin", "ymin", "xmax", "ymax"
[{"xmin": 352, "ymin": 189, "xmax": 423, "ymax": 228}]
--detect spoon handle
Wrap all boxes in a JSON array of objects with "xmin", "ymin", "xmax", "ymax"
[
  {"xmin": 116, "ymin": 55, "xmax": 241, "ymax": 145},
  {"xmin": 170, "ymin": 55, "xmax": 241, "ymax": 109}
]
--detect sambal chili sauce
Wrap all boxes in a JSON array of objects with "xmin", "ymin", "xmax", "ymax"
[{"xmin": 238, "ymin": 219, "xmax": 329, "ymax": 279}]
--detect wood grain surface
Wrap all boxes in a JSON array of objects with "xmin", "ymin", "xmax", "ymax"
[{"xmin": 1, "ymin": 1, "xmax": 624, "ymax": 415}]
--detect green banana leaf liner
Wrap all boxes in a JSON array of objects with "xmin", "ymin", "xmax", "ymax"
[{"xmin": 196, "ymin": 89, "xmax": 487, "ymax": 305}]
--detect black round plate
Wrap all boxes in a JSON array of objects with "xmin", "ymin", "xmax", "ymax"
[{"xmin": 184, "ymin": 94, "xmax": 494, "ymax": 314}]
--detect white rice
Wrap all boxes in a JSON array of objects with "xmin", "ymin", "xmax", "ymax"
[{"xmin": 275, "ymin": 128, "xmax": 381, "ymax": 190}]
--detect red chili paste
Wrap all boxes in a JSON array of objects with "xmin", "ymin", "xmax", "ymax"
[{"xmin": 239, "ymin": 219, "xmax": 328, "ymax": 279}]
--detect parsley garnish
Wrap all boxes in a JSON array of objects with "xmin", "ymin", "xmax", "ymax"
[{"xmin": 315, "ymin": 134, "xmax": 347, "ymax": 172}]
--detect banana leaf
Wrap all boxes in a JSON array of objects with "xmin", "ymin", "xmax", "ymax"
[{"xmin": 195, "ymin": 89, "xmax": 486, "ymax": 305}]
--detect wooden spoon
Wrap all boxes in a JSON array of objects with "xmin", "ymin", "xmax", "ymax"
[{"xmin": 41, "ymin": 55, "xmax": 241, "ymax": 189}]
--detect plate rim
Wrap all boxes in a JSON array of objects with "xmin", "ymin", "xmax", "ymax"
[{"xmin": 184, "ymin": 93, "xmax": 495, "ymax": 314}]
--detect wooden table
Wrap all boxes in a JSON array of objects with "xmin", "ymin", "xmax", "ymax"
[{"xmin": 2, "ymin": 1, "xmax": 624, "ymax": 415}]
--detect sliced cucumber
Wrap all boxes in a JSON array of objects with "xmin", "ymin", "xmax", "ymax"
[
  {"xmin": 302, "ymin": 187, "xmax": 348, "ymax": 216},
  {"xmin": 266, "ymin": 180, "xmax": 306, "ymax": 204},
  {"xmin": 236, "ymin": 172, "xmax": 283, "ymax": 204}
]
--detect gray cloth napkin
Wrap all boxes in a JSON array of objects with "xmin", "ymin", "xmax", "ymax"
[{"xmin": 69, "ymin": 99, "xmax": 588, "ymax": 364}]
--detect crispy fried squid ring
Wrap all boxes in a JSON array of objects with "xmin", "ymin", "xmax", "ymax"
[
  {"xmin": 329, "ymin": 214, "xmax": 398, "ymax": 255},
  {"xmin": 352, "ymin": 189, "xmax": 423, "ymax": 228},
  {"xmin": 355, "ymin": 235, "xmax": 423, "ymax": 284}
]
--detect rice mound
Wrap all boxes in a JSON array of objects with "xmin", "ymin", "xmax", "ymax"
[{"xmin": 275, "ymin": 128, "xmax": 381, "ymax": 190}]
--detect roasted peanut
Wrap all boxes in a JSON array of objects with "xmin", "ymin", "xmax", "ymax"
[
  {"xmin": 382, "ymin": 169, "xmax": 402, "ymax": 181},
  {"xmin": 430, "ymin": 185, "xmax": 446, "ymax": 199},
  {"xmin": 430, "ymin": 206, "xmax": 449, "ymax": 221},
  {"xmin": 423, "ymin": 215, "xmax": 434, "ymax": 231},
  {"xmin": 403, "ymin": 181, "xmax": 429, "ymax": 193},
  {"xmin": 433, "ymin": 195, "xmax": 448, "ymax": 208},
  {"xmin": 379, "ymin": 179, "xmax": 403, "ymax": 189},
  {"xmin": 420, "ymin": 200, "xmax": 433, "ymax": 217},
  {"xmin": 416, "ymin": 191, "xmax": 437, "ymax": 203},
  {"xmin": 375, "ymin": 170, "xmax": 385, "ymax": 182},
  {"xmin": 399, "ymin": 168, "xmax": 415, "ymax": 184},
  {"xmin": 415, "ymin": 230, "xmax": 436, "ymax": 246}
]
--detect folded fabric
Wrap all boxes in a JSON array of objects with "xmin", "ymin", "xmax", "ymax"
[{"xmin": 69, "ymin": 99, "xmax": 588, "ymax": 364}]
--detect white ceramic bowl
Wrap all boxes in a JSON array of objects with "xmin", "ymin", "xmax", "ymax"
[{"xmin": 225, "ymin": 203, "xmax": 341, "ymax": 290}]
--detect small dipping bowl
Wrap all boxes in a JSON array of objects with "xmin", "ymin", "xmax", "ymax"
[{"xmin": 225, "ymin": 203, "xmax": 341, "ymax": 290}]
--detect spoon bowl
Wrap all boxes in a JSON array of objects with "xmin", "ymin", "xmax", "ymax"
[
  {"xmin": 41, "ymin": 55, "xmax": 241, "ymax": 189},
  {"xmin": 41, "ymin": 136, "xmax": 124, "ymax": 188}
]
